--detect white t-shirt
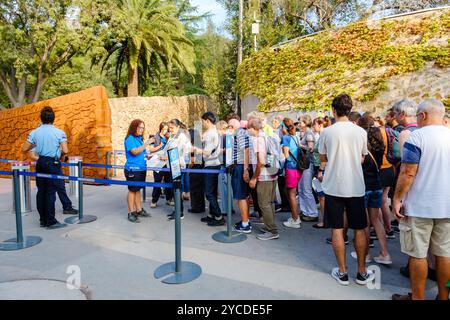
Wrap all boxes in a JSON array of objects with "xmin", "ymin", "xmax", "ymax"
[
  {"xmin": 318, "ymin": 121, "xmax": 368, "ymax": 197},
  {"xmin": 202, "ymin": 127, "xmax": 221, "ymax": 167},
  {"xmin": 402, "ymin": 125, "xmax": 450, "ymax": 219}
]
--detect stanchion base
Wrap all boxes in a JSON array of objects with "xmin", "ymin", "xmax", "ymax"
[
  {"xmin": 64, "ymin": 215, "xmax": 97, "ymax": 224},
  {"xmin": 0, "ymin": 236, "xmax": 42, "ymax": 251},
  {"xmin": 154, "ymin": 261, "xmax": 202, "ymax": 284},
  {"xmin": 212, "ymin": 231, "xmax": 247, "ymax": 243}
]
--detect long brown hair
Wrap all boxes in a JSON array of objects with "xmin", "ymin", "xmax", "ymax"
[
  {"xmin": 283, "ymin": 118, "xmax": 297, "ymax": 136},
  {"xmin": 127, "ymin": 119, "xmax": 145, "ymax": 138}
]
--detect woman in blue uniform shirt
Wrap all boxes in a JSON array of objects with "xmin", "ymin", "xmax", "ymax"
[{"xmin": 124, "ymin": 119, "xmax": 152, "ymax": 223}]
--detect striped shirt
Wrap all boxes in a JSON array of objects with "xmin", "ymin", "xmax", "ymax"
[{"xmin": 233, "ymin": 127, "xmax": 251, "ymax": 165}]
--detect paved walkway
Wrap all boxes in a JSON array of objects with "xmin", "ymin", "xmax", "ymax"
[{"xmin": 0, "ymin": 178, "xmax": 439, "ymax": 300}]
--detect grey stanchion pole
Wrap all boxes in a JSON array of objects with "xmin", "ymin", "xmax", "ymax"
[
  {"xmin": 154, "ymin": 182, "xmax": 202, "ymax": 284},
  {"xmin": 65, "ymin": 161, "xmax": 97, "ymax": 224},
  {"xmin": 0, "ymin": 168, "xmax": 41, "ymax": 251},
  {"xmin": 212, "ymin": 169, "xmax": 247, "ymax": 243}
]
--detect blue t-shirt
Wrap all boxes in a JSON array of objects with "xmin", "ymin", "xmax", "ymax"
[
  {"xmin": 27, "ymin": 124, "xmax": 67, "ymax": 158},
  {"xmin": 282, "ymin": 134, "xmax": 300, "ymax": 169},
  {"xmin": 124, "ymin": 135, "xmax": 146, "ymax": 171}
]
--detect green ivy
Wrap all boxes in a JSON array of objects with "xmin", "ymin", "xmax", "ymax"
[{"xmin": 237, "ymin": 10, "xmax": 450, "ymax": 112}]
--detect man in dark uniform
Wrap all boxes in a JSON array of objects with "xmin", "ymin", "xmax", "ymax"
[{"xmin": 22, "ymin": 106, "xmax": 68, "ymax": 229}]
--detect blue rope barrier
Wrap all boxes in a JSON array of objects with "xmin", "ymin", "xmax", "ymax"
[
  {"xmin": 18, "ymin": 171, "xmax": 173, "ymax": 188},
  {"xmin": 1, "ymin": 158, "xmax": 226, "ymax": 173},
  {"xmin": 0, "ymin": 171, "xmax": 13, "ymax": 175}
]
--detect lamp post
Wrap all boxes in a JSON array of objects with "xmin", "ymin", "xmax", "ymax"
[{"xmin": 252, "ymin": 11, "xmax": 260, "ymax": 52}]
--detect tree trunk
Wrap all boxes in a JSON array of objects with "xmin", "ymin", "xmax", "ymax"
[{"xmin": 127, "ymin": 62, "xmax": 139, "ymax": 97}]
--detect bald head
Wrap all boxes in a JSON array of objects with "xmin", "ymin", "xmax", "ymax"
[{"xmin": 417, "ymin": 99, "xmax": 446, "ymax": 127}]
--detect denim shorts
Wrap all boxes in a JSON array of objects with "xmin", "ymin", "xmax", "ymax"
[
  {"xmin": 364, "ymin": 189, "xmax": 383, "ymax": 208},
  {"xmin": 231, "ymin": 164, "xmax": 250, "ymax": 200}
]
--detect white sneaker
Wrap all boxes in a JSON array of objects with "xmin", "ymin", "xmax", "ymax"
[
  {"xmin": 150, "ymin": 202, "xmax": 157, "ymax": 209},
  {"xmin": 373, "ymin": 254, "xmax": 392, "ymax": 265},
  {"xmin": 350, "ymin": 251, "xmax": 372, "ymax": 263},
  {"xmin": 283, "ymin": 217, "xmax": 301, "ymax": 229}
]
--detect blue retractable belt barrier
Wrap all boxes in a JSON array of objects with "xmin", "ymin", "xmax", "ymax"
[
  {"xmin": 1, "ymin": 158, "xmax": 226, "ymax": 174},
  {"xmin": 0, "ymin": 171, "xmax": 13, "ymax": 175},
  {"xmin": 18, "ymin": 171, "xmax": 173, "ymax": 188}
]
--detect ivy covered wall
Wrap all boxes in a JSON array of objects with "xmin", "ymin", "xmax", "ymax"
[{"xmin": 237, "ymin": 9, "xmax": 450, "ymax": 113}]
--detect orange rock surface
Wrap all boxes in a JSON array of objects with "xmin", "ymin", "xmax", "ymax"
[{"xmin": 0, "ymin": 86, "xmax": 112, "ymax": 178}]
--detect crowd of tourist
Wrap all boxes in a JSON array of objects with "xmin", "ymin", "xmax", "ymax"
[{"xmin": 22, "ymin": 93, "xmax": 449, "ymax": 300}]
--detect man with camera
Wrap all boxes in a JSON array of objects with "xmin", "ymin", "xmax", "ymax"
[{"xmin": 22, "ymin": 106, "xmax": 68, "ymax": 229}]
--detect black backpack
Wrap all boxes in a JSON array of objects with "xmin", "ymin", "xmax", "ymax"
[{"xmin": 288, "ymin": 134, "xmax": 310, "ymax": 171}]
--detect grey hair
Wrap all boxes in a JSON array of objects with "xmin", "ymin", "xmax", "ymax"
[
  {"xmin": 247, "ymin": 117, "xmax": 263, "ymax": 130},
  {"xmin": 417, "ymin": 99, "xmax": 445, "ymax": 118},
  {"xmin": 393, "ymin": 99, "xmax": 418, "ymax": 117}
]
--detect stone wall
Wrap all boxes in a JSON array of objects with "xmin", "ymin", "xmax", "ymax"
[
  {"xmin": 109, "ymin": 95, "xmax": 215, "ymax": 170},
  {"xmin": 243, "ymin": 63, "xmax": 449, "ymax": 120},
  {"xmin": 0, "ymin": 86, "xmax": 112, "ymax": 178}
]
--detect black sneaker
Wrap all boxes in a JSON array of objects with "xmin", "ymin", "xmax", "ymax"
[
  {"xmin": 356, "ymin": 270, "xmax": 375, "ymax": 285},
  {"xmin": 167, "ymin": 212, "xmax": 184, "ymax": 221},
  {"xmin": 331, "ymin": 268, "xmax": 349, "ymax": 286},
  {"xmin": 369, "ymin": 239, "xmax": 375, "ymax": 248},
  {"xmin": 128, "ymin": 212, "xmax": 140, "ymax": 223},
  {"xmin": 326, "ymin": 235, "xmax": 349, "ymax": 245},
  {"xmin": 47, "ymin": 222, "xmax": 67, "ymax": 230},
  {"xmin": 137, "ymin": 208, "xmax": 151, "ymax": 217},
  {"xmin": 275, "ymin": 204, "xmax": 282, "ymax": 213},
  {"xmin": 201, "ymin": 216, "xmax": 214, "ymax": 223},
  {"xmin": 370, "ymin": 230, "xmax": 378, "ymax": 240},
  {"xmin": 63, "ymin": 208, "xmax": 78, "ymax": 215},
  {"xmin": 386, "ymin": 230, "xmax": 396, "ymax": 239},
  {"xmin": 207, "ymin": 218, "xmax": 226, "ymax": 226}
]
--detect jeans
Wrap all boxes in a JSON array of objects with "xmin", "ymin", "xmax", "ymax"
[
  {"xmin": 181, "ymin": 172, "xmax": 190, "ymax": 193},
  {"xmin": 152, "ymin": 169, "xmax": 173, "ymax": 203},
  {"xmin": 298, "ymin": 163, "xmax": 318, "ymax": 217},
  {"xmin": 36, "ymin": 157, "xmax": 60, "ymax": 226},
  {"xmin": 189, "ymin": 164, "xmax": 205, "ymax": 212},
  {"xmin": 204, "ymin": 165, "xmax": 222, "ymax": 219},
  {"xmin": 54, "ymin": 178, "xmax": 73, "ymax": 210}
]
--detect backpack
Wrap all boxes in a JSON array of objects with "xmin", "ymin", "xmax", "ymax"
[
  {"xmin": 385, "ymin": 127, "xmax": 401, "ymax": 165},
  {"xmin": 289, "ymin": 134, "xmax": 310, "ymax": 171},
  {"xmin": 263, "ymin": 133, "xmax": 285, "ymax": 176}
]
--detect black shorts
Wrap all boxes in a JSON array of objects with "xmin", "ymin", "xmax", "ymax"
[
  {"xmin": 380, "ymin": 166, "xmax": 395, "ymax": 188},
  {"xmin": 324, "ymin": 194, "xmax": 367, "ymax": 230},
  {"xmin": 124, "ymin": 169, "xmax": 147, "ymax": 192}
]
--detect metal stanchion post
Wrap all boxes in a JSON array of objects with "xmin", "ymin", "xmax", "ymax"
[
  {"xmin": 212, "ymin": 168, "xmax": 247, "ymax": 243},
  {"xmin": 65, "ymin": 161, "xmax": 97, "ymax": 224},
  {"xmin": 154, "ymin": 147, "xmax": 202, "ymax": 284},
  {"xmin": 11, "ymin": 161, "xmax": 32, "ymax": 214},
  {"xmin": 154, "ymin": 181, "xmax": 202, "ymax": 283},
  {"xmin": 68, "ymin": 156, "xmax": 81, "ymax": 198},
  {"xmin": 0, "ymin": 167, "xmax": 41, "ymax": 251}
]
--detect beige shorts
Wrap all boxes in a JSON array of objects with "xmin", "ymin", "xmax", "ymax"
[{"xmin": 400, "ymin": 217, "xmax": 450, "ymax": 258}]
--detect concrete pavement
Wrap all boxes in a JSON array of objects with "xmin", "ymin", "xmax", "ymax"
[{"xmin": 0, "ymin": 178, "xmax": 439, "ymax": 300}]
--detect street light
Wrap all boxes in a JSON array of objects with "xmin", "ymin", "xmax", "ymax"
[{"xmin": 252, "ymin": 11, "xmax": 260, "ymax": 52}]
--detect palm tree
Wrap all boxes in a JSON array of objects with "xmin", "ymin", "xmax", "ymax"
[{"xmin": 100, "ymin": 0, "xmax": 196, "ymax": 97}]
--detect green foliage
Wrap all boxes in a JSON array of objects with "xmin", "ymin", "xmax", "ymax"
[
  {"xmin": 93, "ymin": 0, "xmax": 196, "ymax": 97},
  {"xmin": 0, "ymin": 0, "xmax": 106, "ymax": 107},
  {"xmin": 40, "ymin": 56, "xmax": 115, "ymax": 100},
  {"xmin": 237, "ymin": 10, "xmax": 450, "ymax": 112}
]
